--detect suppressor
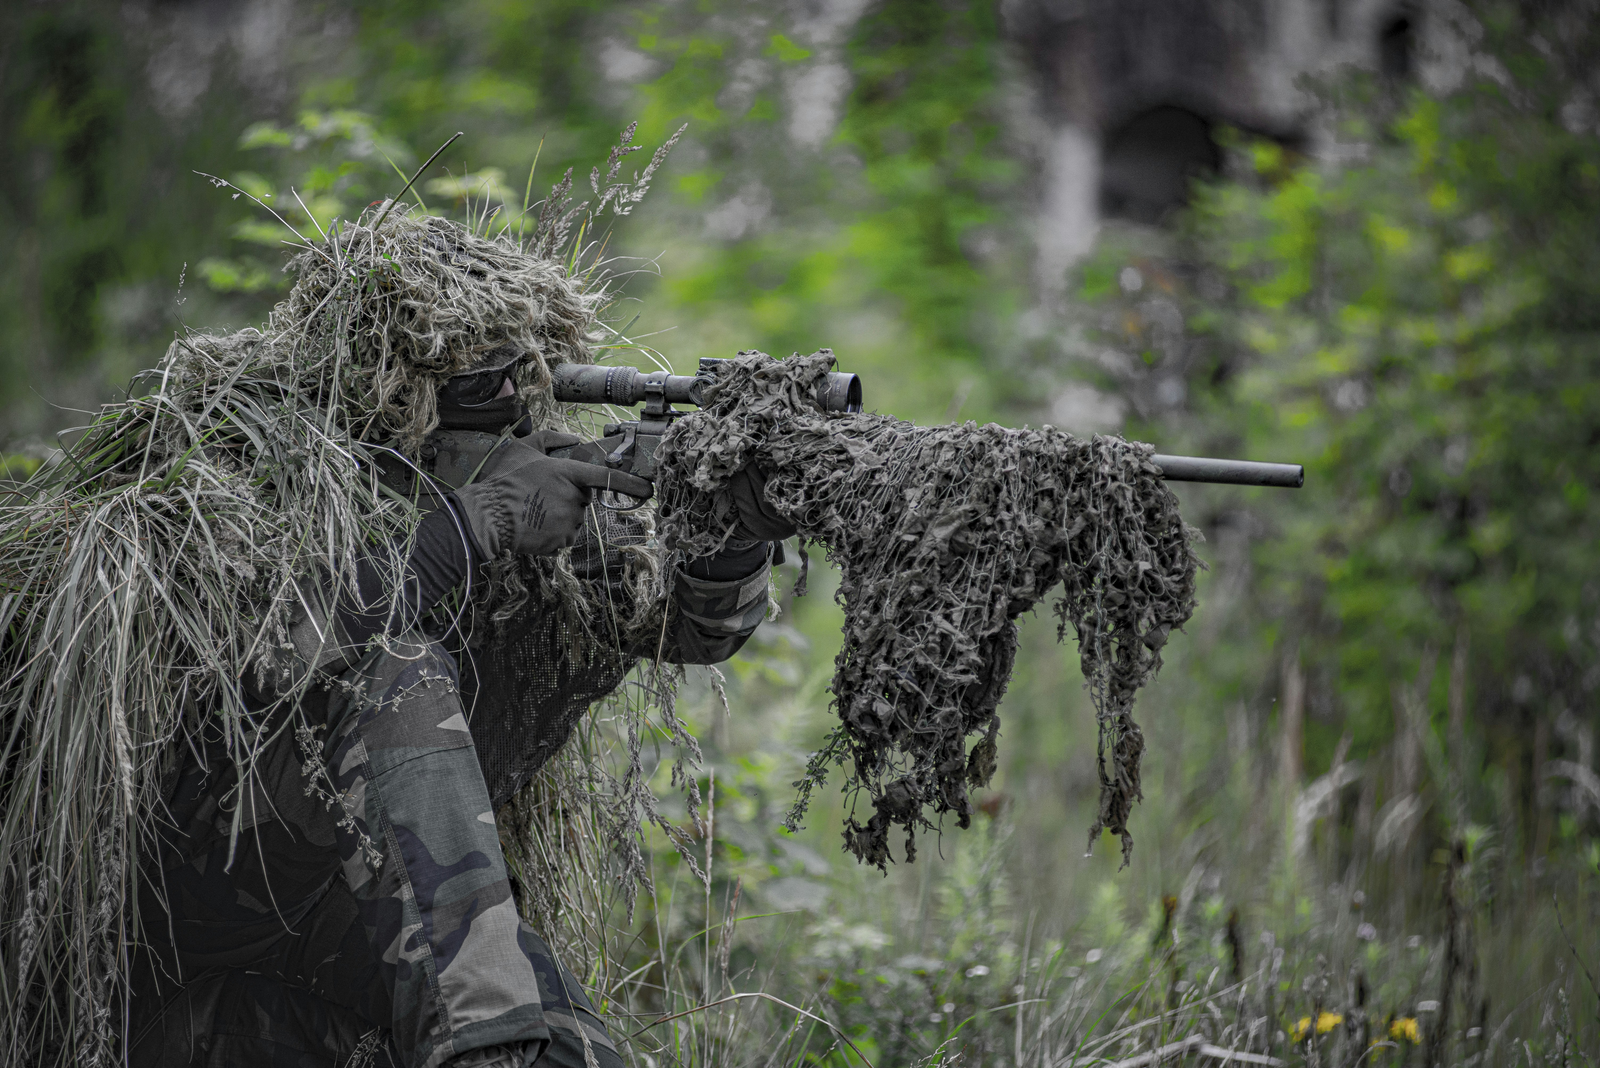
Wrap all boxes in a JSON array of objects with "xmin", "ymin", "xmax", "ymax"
[{"xmin": 1151, "ymin": 454, "xmax": 1304, "ymax": 487}]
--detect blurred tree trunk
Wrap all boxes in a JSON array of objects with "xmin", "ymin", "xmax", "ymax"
[
  {"xmin": 1532, "ymin": 715, "xmax": 1551, "ymax": 860},
  {"xmin": 1449, "ymin": 626, "xmax": 1469, "ymax": 823},
  {"xmin": 1391, "ymin": 647, "xmax": 1436, "ymax": 804},
  {"xmin": 1279, "ymin": 650, "xmax": 1303, "ymax": 788}
]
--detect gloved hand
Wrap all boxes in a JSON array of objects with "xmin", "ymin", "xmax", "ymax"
[
  {"xmin": 454, "ymin": 430, "xmax": 655, "ymax": 560},
  {"xmin": 727, "ymin": 464, "xmax": 798, "ymax": 542}
]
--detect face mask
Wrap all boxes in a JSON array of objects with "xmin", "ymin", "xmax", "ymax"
[
  {"xmin": 436, "ymin": 348, "xmax": 529, "ymax": 432},
  {"xmin": 435, "ymin": 393, "xmax": 531, "ymax": 434},
  {"xmin": 439, "ymin": 350, "xmax": 520, "ymax": 408}
]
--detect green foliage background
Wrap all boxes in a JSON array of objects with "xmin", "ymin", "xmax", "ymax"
[{"xmin": 4, "ymin": 0, "xmax": 1599, "ymax": 1058}]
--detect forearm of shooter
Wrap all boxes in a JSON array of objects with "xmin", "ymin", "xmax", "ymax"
[{"xmin": 636, "ymin": 541, "xmax": 776, "ymax": 665}]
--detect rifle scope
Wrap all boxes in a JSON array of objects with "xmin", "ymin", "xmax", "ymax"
[{"xmin": 551, "ymin": 360, "xmax": 864, "ymax": 414}]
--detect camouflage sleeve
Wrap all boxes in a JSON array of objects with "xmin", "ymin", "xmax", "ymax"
[
  {"xmin": 662, "ymin": 555, "xmax": 773, "ymax": 665},
  {"xmin": 569, "ymin": 509, "xmax": 773, "ymax": 666},
  {"xmin": 272, "ymin": 503, "xmax": 477, "ymax": 693}
]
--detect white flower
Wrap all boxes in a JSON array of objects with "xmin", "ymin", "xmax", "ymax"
[{"xmin": 965, "ymin": 965, "xmax": 990, "ymax": 978}]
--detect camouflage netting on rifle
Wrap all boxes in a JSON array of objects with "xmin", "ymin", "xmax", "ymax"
[{"xmin": 656, "ymin": 350, "xmax": 1201, "ymax": 868}]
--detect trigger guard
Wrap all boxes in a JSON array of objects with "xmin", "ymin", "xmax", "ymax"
[{"xmin": 597, "ymin": 488, "xmax": 651, "ymax": 512}]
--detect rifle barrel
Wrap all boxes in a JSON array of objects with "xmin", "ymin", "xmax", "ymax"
[{"xmin": 1151, "ymin": 454, "xmax": 1304, "ymax": 488}]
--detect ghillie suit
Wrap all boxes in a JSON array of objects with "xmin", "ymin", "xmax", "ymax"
[
  {"xmin": 0, "ymin": 193, "xmax": 693, "ymax": 1066},
  {"xmin": 657, "ymin": 350, "xmax": 1202, "ymax": 868},
  {"xmin": 1, "ymin": 153, "xmax": 1198, "ymax": 1065}
]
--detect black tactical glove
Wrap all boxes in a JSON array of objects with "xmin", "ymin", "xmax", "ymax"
[
  {"xmin": 727, "ymin": 464, "xmax": 798, "ymax": 541},
  {"xmin": 454, "ymin": 430, "xmax": 654, "ymax": 560}
]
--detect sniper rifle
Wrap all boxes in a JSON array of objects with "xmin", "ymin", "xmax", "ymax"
[{"xmin": 548, "ymin": 358, "xmax": 1304, "ymax": 490}]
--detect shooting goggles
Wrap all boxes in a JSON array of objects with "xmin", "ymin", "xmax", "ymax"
[{"xmin": 440, "ymin": 349, "xmax": 521, "ymax": 408}]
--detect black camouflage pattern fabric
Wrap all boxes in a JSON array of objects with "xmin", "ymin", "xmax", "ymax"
[
  {"xmin": 128, "ymin": 477, "xmax": 773, "ymax": 1066},
  {"xmin": 128, "ymin": 636, "xmax": 623, "ymax": 1068},
  {"xmin": 670, "ymin": 565, "xmax": 772, "ymax": 656}
]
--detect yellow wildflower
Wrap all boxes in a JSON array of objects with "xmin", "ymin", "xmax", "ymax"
[
  {"xmin": 1390, "ymin": 1017, "xmax": 1421, "ymax": 1043},
  {"xmin": 1290, "ymin": 1012, "xmax": 1343, "ymax": 1042}
]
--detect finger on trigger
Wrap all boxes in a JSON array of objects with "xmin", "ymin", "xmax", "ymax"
[{"xmin": 555, "ymin": 459, "xmax": 654, "ymax": 500}]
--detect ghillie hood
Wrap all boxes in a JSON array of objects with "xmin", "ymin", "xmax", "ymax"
[{"xmin": 0, "ymin": 205, "xmax": 618, "ymax": 1065}]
